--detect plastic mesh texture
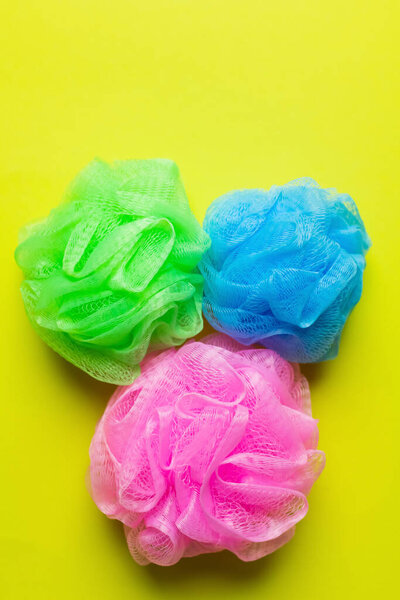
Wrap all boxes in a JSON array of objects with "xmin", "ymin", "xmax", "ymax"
[
  {"xmin": 199, "ymin": 178, "xmax": 371, "ymax": 362},
  {"xmin": 89, "ymin": 333, "xmax": 325, "ymax": 566},
  {"xmin": 15, "ymin": 159, "xmax": 210, "ymax": 384}
]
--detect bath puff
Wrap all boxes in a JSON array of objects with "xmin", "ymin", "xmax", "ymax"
[
  {"xmin": 89, "ymin": 334, "xmax": 324, "ymax": 565},
  {"xmin": 200, "ymin": 178, "xmax": 370, "ymax": 361},
  {"xmin": 15, "ymin": 159, "xmax": 210, "ymax": 383}
]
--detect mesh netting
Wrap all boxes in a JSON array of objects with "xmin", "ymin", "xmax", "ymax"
[
  {"xmin": 15, "ymin": 159, "xmax": 210, "ymax": 384},
  {"xmin": 89, "ymin": 334, "xmax": 324, "ymax": 566},
  {"xmin": 199, "ymin": 178, "xmax": 371, "ymax": 362}
]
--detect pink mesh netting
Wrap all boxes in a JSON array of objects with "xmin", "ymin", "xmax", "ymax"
[{"xmin": 89, "ymin": 334, "xmax": 325, "ymax": 566}]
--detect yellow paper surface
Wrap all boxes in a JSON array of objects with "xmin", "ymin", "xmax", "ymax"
[{"xmin": 1, "ymin": 2, "xmax": 399, "ymax": 598}]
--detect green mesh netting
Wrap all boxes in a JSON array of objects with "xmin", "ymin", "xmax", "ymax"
[{"xmin": 15, "ymin": 159, "xmax": 210, "ymax": 384}]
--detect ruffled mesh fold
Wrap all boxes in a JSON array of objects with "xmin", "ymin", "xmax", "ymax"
[
  {"xmin": 199, "ymin": 178, "xmax": 371, "ymax": 362},
  {"xmin": 89, "ymin": 334, "xmax": 325, "ymax": 566},
  {"xmin": 15, "ymin": 159, "xmax": 210, "ymax": 384}
]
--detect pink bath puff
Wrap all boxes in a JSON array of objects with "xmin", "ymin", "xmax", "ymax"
[{"xmin": 89, "ymin": 334, "xmax": 325, "ymax": 566}]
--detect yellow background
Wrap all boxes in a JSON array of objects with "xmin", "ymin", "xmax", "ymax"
[{"xmin": 1, "ymin": 1, "xmax": 399, "ymax": 598}]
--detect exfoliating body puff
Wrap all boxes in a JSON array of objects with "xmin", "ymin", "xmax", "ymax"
[
  {"xmin": 15, "ymin": 159, "xmax": 210, "ymax": 384},
  {"xmin": 89, "ymin": 334, "xmax": 325, "ymax": 566},
  {"xmin": 200, "ymin": 178, "xmax": 370, "ymax": 362}
]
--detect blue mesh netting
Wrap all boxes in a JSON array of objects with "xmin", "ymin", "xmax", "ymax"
[{"xmin": 199, "ymin": 178, "xmax": 371, "ymax": 362}]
